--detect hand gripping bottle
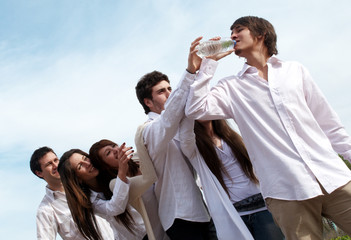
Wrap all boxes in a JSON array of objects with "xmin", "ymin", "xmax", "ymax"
[{"xmin": 195, "ymin": 38, "xmax": 236, "ymax": 58}]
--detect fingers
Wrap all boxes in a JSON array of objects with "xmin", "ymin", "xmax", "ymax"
[
  {"xmin": 117, "ymin": 143, "xmax": 134, "ymax": 162},
  {"xmin": 209, "ymin": 36, "xmax": 221, "ymax": 41},
  {"xmin": 206, "ymin": 49, "xmax": 234, "ymax": 61},
  {"xmin": 190, "ymin": 36, "xmax": 203, "ymax": 48}
]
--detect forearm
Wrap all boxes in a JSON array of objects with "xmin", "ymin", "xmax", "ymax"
[
  {"xmin": 179, "ymin": 117, "xmax": 197, "ymax": 159},
  {"xmin": 304, "ymin": 67, "xmax": 351, "ymax": 161},
  {"xmin": 96, "ymin": 177, "xmax": 129, "ymax": 216},
  {"xmin": 186, "ymin": 58, "xmax": 229, "ymax": 120},
  {"xmin": 144, "ymin": 70, "xmax": 196, "ymax": 152}
]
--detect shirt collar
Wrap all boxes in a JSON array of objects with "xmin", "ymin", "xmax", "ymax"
[
  {"xmin": 45, "ymin": 185, "xmax": 65, "ymax": 201},
  {"xmin": 237, "ymin": 55, "xmax": 282, "ymax": 77},
  {"xmin": 147, "ymin": 111, "xmax": 160, "ymax": 121}
]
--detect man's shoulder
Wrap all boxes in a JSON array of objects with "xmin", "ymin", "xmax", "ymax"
[{"xmin": 36, "ymin": 196, "xmax": 55, "ymax": 218}]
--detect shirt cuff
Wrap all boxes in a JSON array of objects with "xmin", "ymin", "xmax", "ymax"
[
  {"xmin": 199, "ymin": 58, "xmax": 218, "ymax": 76},
  {"xmin": 177, "ymin": 70, "xmax": 196, "ymax": 91}
]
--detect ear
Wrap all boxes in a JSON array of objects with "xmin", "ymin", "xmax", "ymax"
[
  {"xmin": 144, "ymin": 98, "xmax": 153, "ymax": 109},
  {"xmin": 35, "ymin": 170, "xmax": 44, "ymax": 178}
]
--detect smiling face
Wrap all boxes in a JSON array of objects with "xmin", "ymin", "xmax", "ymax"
[
  {"xmin": 69, "ymin": 153, "xmax": 99, "ymax": 183},
  {"xmin": 98, "ymin": 144, "xmax": 119, "ymax": 169},
  {"xmin": 144, "ymin": 80, "xmax": 172, "ymax": 114},
  {"xmin": 36, "ymin": 151, "xmax": 61, "ymax": 184}
]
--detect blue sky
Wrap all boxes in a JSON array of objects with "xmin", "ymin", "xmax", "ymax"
[{"xmin": 1, "ymin": 0, "xmax": 351, "ymax": 239}]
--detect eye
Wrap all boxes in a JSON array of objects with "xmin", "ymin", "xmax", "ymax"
[{"xmin": 78, "ymin": 163, "xmax": 82, "ymax": 170}]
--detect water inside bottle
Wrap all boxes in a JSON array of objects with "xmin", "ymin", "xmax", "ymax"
[{"xmin": 196, "ymin": 38, "xmax": 236, "ymax": 58}]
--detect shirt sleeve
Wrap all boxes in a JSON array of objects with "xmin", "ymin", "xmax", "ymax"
[
  {"xmin": 302, "ymin": 64, "xmax": 351, "ymax": 162},
  {"xmin": 36, "ymin": 207, "xmax": 57, "ymax": 240},
  {"xmin": 93, "ymin": 177, "xmax": 130, "ymax": 216},
  {"xmin": 143, "ymin": 70, "xmax": 196, "ymax": 157},
  {"xmin": 179, "ymin": 117, "xmax": 197, "ymax": 160},
  {"xmin": 185, "ymin": 58, "xmax": 232, "ymax": 120}
]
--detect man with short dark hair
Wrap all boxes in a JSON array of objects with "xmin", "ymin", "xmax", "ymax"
[
  {"xmin": 30, "ymin": 146, "xmax": 114, "ymax": 240},
  {"xmin": 135, "ymin": 51, "xmax": 216, "ymax": 240}
]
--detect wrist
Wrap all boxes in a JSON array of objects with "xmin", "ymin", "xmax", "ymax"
[{"xmin": 186, "ymin": 68, "xmax": 196, "ymax": 74}]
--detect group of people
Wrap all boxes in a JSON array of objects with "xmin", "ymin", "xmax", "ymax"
[{"xmin": 30, "ymin": 16, "xmax": 351, "ymax": 240}]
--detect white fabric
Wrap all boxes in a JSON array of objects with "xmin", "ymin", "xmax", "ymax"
[
  {"xmin": 142, "ymin": 71, "xmax": 210, "ymax": 230},
  {"xmin": 215, "ymin": 140, "xmax": 267, "ymax": 216},
  {"xmin": 141, "ymin": 186, "xmax": 169, "ymax": 240},
  {"xmin": 185, "ymin": 57, "xmax": 351, "ymax": 201},
  {"xmin": 36, "ymin": 186, "xmax": 114, "ymax": 240},
  {"xmin": 134, "ymin": 122, "xmax": 169, "ymax": 240},
  {"xmin": 110, "ymin": 125, "xmax": 167, "ymax": 240},
  {"xmin": 179, "ymin": 118, "xmax": 254, "ymax": 240},
  {"xmin": 91, "ymin": 177, "xmax": 146, "ymax": 240}
]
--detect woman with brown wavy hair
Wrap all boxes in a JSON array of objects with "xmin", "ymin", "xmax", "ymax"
[
  {"xmin": 58, "ymin": 145, "xmax": 147, "ymax": 240},
  {"xmin": 89, "ymin": 139, "xmax": 168, "ymax": 240}
]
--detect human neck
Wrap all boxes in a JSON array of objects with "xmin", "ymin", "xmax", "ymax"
[
  {"xmin": 200, "ymin": 121, "xmax": 222, "ymax": 148},
  {"xmin": 48, "ymin": 180, "xmax": 64, "ymax": 192},
  {"xmin": 246, "ymin": 52, "xmax": 270, "ymax": 80},
  {"xmin": 85, "ymin": 178, "xmax": 101, "ymax": 192}
]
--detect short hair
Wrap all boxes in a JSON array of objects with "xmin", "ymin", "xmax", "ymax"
[
  {"xmin": 230, "ymin": 16, "xmax": 278, "ymax": 56},
  {"xmin": 135, "ymin": 70, "xmax": 170, "ymax": 114},
  {"xmin": 30, "ymin": 146, "xmax": 56, "ymax": 179}
]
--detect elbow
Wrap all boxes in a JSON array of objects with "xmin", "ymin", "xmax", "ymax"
[{"xmin": 185, "ymin": 106, "xmax": 197, "ymax": 119}]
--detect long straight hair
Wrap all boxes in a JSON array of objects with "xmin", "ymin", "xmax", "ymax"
[
  {"xmin": 194, "ymin": 120, "xmax": 258, "ymax": 195},
  {"xmin": 58, "ymin": 149, "xmax": 102, "ymax": 240},
  {"xmin": 58, "ymin": 149, "xmax": 136, "ymax": 240}
]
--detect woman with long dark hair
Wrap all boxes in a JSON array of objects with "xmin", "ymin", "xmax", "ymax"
[
  {"xmin": 58, "ymin": 144, "xmax": 148, "ymax": 240},
  {"xmin": 89, "ymin": 139, "xmax": 169, "ymax": 240},
  {"xmin": 180, "ymin": 119, "xmax": 284, "ymax": 240}
]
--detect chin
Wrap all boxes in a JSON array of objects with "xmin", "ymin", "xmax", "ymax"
[{"xmin": 234, "ymin": 49, "xmax": 242, "ymax": 56}]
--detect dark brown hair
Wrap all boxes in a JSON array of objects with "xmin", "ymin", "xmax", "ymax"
[
  {"xmin": 58, "ymin": 149, "xmax": 102, "ymax": 240},
  {"xmin": 58, "ymin": 149, "xmax": 135, "ymax": 240},
  {"xmin": 194, "ymin": 120, "xmax": 258, "ymax": 195},
  {"xmin": 30, "ymin": 146, "xmax": 56, "ymax": 179},
  {"xmin": 230, "ymin": 16, "xmax": 278, "ymax": 56},
  {"xmin": 89, "ymin": 139, "xmax": 138, "ymax": 232},
  {"xmin": 135, "ymin": 70, "xmax": 170, "ymax": 114}
]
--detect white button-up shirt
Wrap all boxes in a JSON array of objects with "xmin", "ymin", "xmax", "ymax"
[
  {"xmin": 36, "ymin": 186, "xmax": 114, "ymax": 240},
  {"xmin": 142, "ymin": 71, "xmax": 210, "ymax": 231},
  {"xmin": 186, "ymin": 57, "xmax": 351, "ymax": 201},
  {"xmin": 90, "ymin": 177, "xmax": 146, "ymax": 240}
]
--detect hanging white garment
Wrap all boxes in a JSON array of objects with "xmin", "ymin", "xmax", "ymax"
[{"xmin": 179, "ymin": 118, "xmax": 254, "ymax": 240}]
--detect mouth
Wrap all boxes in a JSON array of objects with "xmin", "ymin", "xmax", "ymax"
[{"xmin": 89, "ymin": 166, "xmax": 95, "ymax": 173}]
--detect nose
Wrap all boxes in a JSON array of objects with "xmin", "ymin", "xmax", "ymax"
[
  {"xmin": 231, "ymin": 32, "xmax": 237, "ymax": 40},
  {"xmin": 53, "ymin": 161, "xmax": 59, "ymax": 169},
  {"xmin": 113, "ymin": 148, "xmax": 119, "ymax": 156},
  {"xmin": 165, "ymin": 89, "xmax": 171, "ymax": 98}
]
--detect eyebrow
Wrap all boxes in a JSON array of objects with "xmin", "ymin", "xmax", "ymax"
[{"xmin": 156, "ymin": 87, "xmax": 166, "ymax": 93}]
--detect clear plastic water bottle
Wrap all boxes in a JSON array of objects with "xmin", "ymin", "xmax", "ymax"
[{"xmin": 196, "ymin": 38, "xmax": 236, "ymax": 58}]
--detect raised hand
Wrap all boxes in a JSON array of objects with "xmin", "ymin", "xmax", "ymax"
[
  {"xmin": 116, "ymin": 143, "xmax": 134, "ymax": 183},
  {"xmin": 187, "ymin": 36, "xmax": 203, "ymax": 74}
]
